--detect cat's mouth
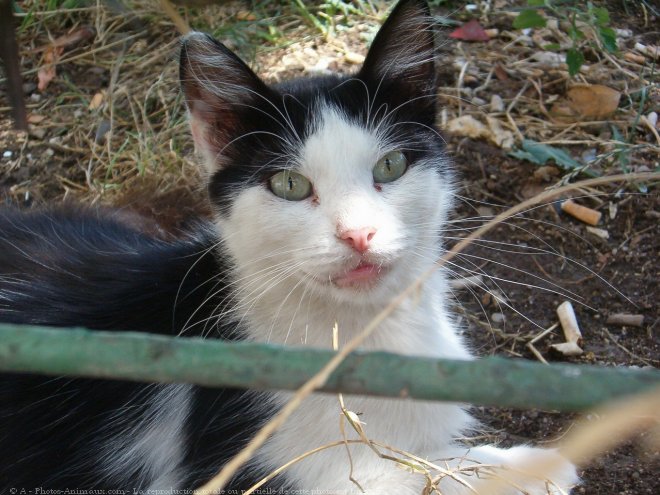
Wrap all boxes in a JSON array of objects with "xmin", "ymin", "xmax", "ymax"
[{"xmin": 332, "ymin": 261, "xmax": 386, "ymax": 289}]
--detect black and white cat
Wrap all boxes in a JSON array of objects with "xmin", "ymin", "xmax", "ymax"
[{"xmin": 0, "ymin": 1, "xmax": 578, "ymax": 493}]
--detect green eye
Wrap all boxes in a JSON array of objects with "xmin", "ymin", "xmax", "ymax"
[
  {"xmin": 268, "ymin": 170, "xmax": 313, "ymax": 201},
  {"xmin": 373, "ymin": 151, "xmax": 407, "ymax": 183}
]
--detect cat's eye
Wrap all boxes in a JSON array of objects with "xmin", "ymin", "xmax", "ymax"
[
  {"xmin": 268, "ymin": 170, "xmax": 313, "ymax": 201},
  {"xmin": 373, "ymin": 151, "xmax": 407, "ymax": 183}
]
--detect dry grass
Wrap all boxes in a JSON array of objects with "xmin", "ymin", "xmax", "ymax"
[
  {"xmin": 3, "ymin": 1, "xmax": 656, "ymax": 208},
  {"xmin": 1, "ymin": 0, "xmax": 390, "ymax": 207}
]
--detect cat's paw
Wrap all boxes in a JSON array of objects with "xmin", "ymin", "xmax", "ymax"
[{"xmin": 471, "ymin": 445, "xmax": 579, "ymax": 495}]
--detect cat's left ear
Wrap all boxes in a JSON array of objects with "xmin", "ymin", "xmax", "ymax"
[{"xmin": 359, "ymin": 0, "xmax": 436, "ymax": 98}]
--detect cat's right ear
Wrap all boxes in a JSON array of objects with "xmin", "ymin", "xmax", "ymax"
[{"xmin": 179, "ymin": 33, "xmax": 269, "ymax": 172}]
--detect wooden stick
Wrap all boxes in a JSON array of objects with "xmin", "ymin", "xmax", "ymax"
[{"xmin": 0, "ymin": 0, "xmax": 27, "ymax": 130}]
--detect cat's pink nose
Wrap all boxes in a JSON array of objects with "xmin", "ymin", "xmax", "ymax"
[{"xmin": 339, "ymin": 227, "xmax": 377, "ymax": 253}]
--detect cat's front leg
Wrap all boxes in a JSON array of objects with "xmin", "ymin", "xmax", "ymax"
[{"xmin": 432, "ymin": 445, "xmax": 579, "ymax": 495}]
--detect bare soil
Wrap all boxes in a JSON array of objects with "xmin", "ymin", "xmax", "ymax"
[{"xmin": 449, "ymin": 137, "xmax": 658, "ymax": 495}]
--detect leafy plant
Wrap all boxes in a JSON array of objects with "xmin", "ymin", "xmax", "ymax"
[
  {"xmin": 513, "ymin": 0, "xmax": 617, "ymax": 76},
  {"xmin": 509, "ymin": 139, "xmax": 600, "ymax": 177}
]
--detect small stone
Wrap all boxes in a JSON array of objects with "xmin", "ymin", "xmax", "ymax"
[
  {"xmin": 307, "ymin": 57, "xmax": 331, "ymax": 75},
  {"xmin": 344, "ymin": 52, "xmax": 365, "ymax": 65},
  {"xmin": 491, "ymin": 312, "xmax": 505, "ymax": 324},
  {"xmin": 616, "ymin": 28, "xmax": 633, "ymax": 38},
  {"xmin": 95, "ymin": 120, "xmax": 111, "ymax": 144},
  {"xmin": 490, "ymin": 94, "xmax": 505, "ymax": 112},
  {"xmin": 581, "ymin": 148, "xmax": 597, "ymax": 163},
  {"xmin": 3, "ymin": 150, "xmax": 12, "ymax": 159},
  {"xmin": 30, "ymin": 128, "xmax": 46, "ymax": 139}
]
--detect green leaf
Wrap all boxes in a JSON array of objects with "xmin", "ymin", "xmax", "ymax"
[
  {"xmin": 566, "ymin": 48, "xmax": 584, "ymax": 76},
  {"xmin": 528, "ymin": 0, "xmax": 545, "ymax": 6},
  {"xmin": 543, "ymin": 43, "xmax": 561, "ymax": 51},
  {"xmin": 591, "ymin": 6, "xmax": 610, "ymax": 27},
  {"xmin": 513, "ymin": 9, "xmax": 547, "ymax": 29},
  {"xmin": 568, "ymin": 26, "xmax": 586, "ymax": 40},
  {"xmin": 599, "ymin": 27, "xmax": 618, "ymax": 53},
  {"xmin": 509, "ymin": 139, "xmax": 600, "ymax": 177}
]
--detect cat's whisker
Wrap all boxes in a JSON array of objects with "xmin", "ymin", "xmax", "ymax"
[
  {"xmin": 268, "ymin": 269, "xmax": 316, "ymax": 346},
  {"xmin": 179, "ymin": 257, "xmax": 309, "ymax": 336}
]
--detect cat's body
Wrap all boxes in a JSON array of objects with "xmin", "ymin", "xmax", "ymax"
[{"xmin": 0, "ymin": 1, "xmax": 578, "ymax": 493}]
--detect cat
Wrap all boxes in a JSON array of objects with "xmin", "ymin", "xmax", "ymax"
[{"xmin": 0, "ymin": 0, "xmax": 579, "ymax": 493}]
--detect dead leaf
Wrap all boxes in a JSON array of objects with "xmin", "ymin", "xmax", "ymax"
[
  {"xmin": 568, "ymin": 85, "xmax": 620, "ymax": 118},
  {"xmin": 35, "ymin": 27, "xmax": 95, "ymax": 92},
  {"xmin": 236, "ymin": 11, "xmax": 256, "ymax": 21},
  {"xmin": 88, "ymin": 91, "xmax": 105, "ymax": 110},
  {"xmin": 446, "ymin": 115, "xmax": 514, "ymax": 150},
  {"xmin": 449, "ymin": 19, "xmax": 490, "ymax": 42},
  {"xmin": 51, "ymin": 26, "xmax": 95, "ymax": 49},
  {"xmin": 486, "ymin": 116, "xmax": 514, "ymax": 149},
  {"xmin": 551, "ymin": 84, "xmax": 620, "ymax": 122},
  {"xmin": 624, "ymin": 52, "xmax": 646, "ymax": 64},
  {"xmin": 446, "ymin": 115, "xmax": 490, "ymax": 139},
  {"xmin": 35, "ymin": 27, "xmax": 95, "ymax": 53},
  {"xmin": 27, "ymin": 114, "xmax": 47, "ymax": 124},
  {"xmin": 494, "ymin": 63, "xmax": 509, "ymax": 81},
  {"xmin": 37, "ymin": 46, "xmax": 64, "ymax": 91},
  {"xmin": 533, "ymin": 165, "xmax": 560, "ymax": 182}
]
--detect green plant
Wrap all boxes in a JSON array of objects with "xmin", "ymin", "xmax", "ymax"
[
  {"xmin": 291, "ymin": 0, "xmax": 369, "ymax": 37},
  {"xmin": 513, "ymin": 0, "xmax": 617, "ymax": 76}
]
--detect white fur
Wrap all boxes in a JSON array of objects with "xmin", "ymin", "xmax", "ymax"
[
  {"xmin": 98, "ymin": 384, "xmax": 191, "ymax": 489},
  {"xmin": 214, "ymin": 105, "xmax": 578, "ymax": 493}
]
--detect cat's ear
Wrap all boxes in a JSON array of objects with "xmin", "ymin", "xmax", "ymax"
[
  {"xmin": 179, "ymin": 32, "xmax": 270, "ymax": 171},
  {"xmin": 359, "ymin": 0, "xmax": 436, "ymax": 97}
]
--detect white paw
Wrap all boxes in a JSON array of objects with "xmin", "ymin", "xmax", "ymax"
[
  {"xmin": 475, "ymin": 445, "xmax": 579, "ymax": 494},
  {"xmin": 430, "ymin": 445, "xmax": 578, "ymax": 495}
]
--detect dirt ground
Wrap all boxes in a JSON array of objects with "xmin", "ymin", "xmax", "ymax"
[{"xmin": 0, "ymin": 1, "xmax": 658, "ymax": 493}]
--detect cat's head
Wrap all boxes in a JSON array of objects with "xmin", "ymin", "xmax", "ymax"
[{"xmin": 180, "ymin": 0, "xmax": 452, "ymax": 305}]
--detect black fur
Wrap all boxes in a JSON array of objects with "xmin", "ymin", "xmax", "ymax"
[{"xmin": 0, "ymin": 208, "xmax": 282, "ymax": 491}]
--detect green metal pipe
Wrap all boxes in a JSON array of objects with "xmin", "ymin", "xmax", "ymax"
[{"xmin": 0, "ymin": 323, "xmax": 657, "ymax": 411}]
